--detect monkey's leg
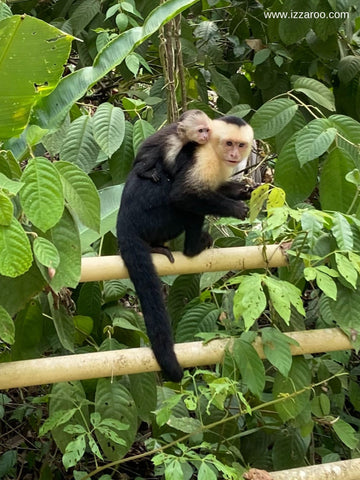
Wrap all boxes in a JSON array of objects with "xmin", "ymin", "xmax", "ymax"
[{"xmin": 150, "ymin": 245, "xmax": 175, "ymax": 263}]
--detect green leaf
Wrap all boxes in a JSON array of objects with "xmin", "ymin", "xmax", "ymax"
[
  {"xmin": 338, "ymin": 56, "xmax": 360, "ymax": 84},
  {"xmin": 0, "ymin": 305, "xmax": 15, "ymax": 344},
  {"xmin": 49, "ymin": 297, "xmax": 75, "ymax": 352},
  {"xmin": 273, "ymin": 357, "xmax": 311, "ymax": 421},
  {"xmin": 49, "ymin": 382, "xmax": 89, "ymax": 454},
  {"xmin": 49, "ymin": 208, "xmax": 81, "ymax": 292},
  {"xmin": 331, "ymin": 212, "xmax": 353, "ymax": 251},
  {"xmin": 233, "ymin": 338, "xmax": 265, "ymax": 397},
  {"xmin": 253, "ymin": 48, "xmax": 271, "ymax": 66},
  {"xmin": 251, "ymin": 98, "xmax": 298, "ymax": 140},
  {"xmin": 168, "ymin": 274, "xmax": 200, "ymax": 327},
  {"xmin": 319, "ymin": 147, "xmax": 358, "ymax": 213},
  {"xmin": 301, "ymin": 210, "xmax": 324, "ymax": 248},
  {"xmin": 233, "ymin": 275, "xmax": 267, "ymax": 330},
  {"xmin": 249, "ymin": 184, "xmax": 269, "ymax": 221},
  {"xmin": 62, "ymin": 434, "xmax": 86, "ymax": 469},
  {"xmin": 227, "ymin": 104, "xmax": 252, "ymax": 118},
  {"xmin": 264, "ymin": 276, "xmax": 291, "ymax": 323},
  {"xmin": 125, "ymin": 53, "xmax": 140, "ymax": 75},
  {"xmin": 272, "ymin": 430, "xmax": 307, "ymax": 470},
  {"xmin": 109, "ymin": 121, "xmax": 134, "ymax": 183},
  {"xmin": 275, "ymin": 132, "xmax": 318, "ymax": 206},
  {"xmin": 209, "ymin": 67, "xmax": 239, "ymax": 106},
  {"xmin": 132, "ymin": 119, "xmax": 156, "ymax": 154},
  {"xmin": 175, "ymin": 303, "xmax": 220, "ymax": 343},
  {"xmin": 33, "ymin": 0, "xmax": 199, "ymax": 131},
  {"xmin": 198, "ymin": 462, "xmax": 217, "ymax": 480},
  {"xmin": 55, "ymin": 161, "xmax": 100, "ymax": 233},
  {"xmin": 69, "ymin": 0, "xmax": 100, "ymax": 35},
  {"xmin": 292, "ymin": 75, "xmax": 335, "ymax": 111},
  {"xmin": 40, "ymin": 408, "xmax": 78, "ymax": 436},
  {"xmin": 167, "ymin": 416, "xmax": 202, "ymax": 433},
  {"xmin": 60, "ymin": 116, "xmax": 100, "ymax": 173},
  {"xmin": 295, "ymin": 119, "xmax": 337, "ymax": 165},
  {"xmin": 0, "ymin": 15, "xmax": 73, "ymax": 139},
  {"xmin": 315, "ymin": 270, "xmax": 337, "ymax": 300},
  {"xmin": 0, "ymin": 192, "xmax": 13, "ymax": 226},
  {"xmin": 33, "ymin": 237, "xmax": 60, "ymax": 269},
  {"xmin": 261, "ymin": 327, "xmax": 294, "ymax": 377},
  {"xmin": 93, "ymin": 102, "xmax": 126, "ymax": 157},
  {"xmin": 20, "ymin": 157, "xmax": 64, "ymax": 232},
  {"xmin": 95, "ymin": 379, "xmax": 137, "ymax": 460},
  {"xmin": 0, "ymin": 217, "xmax": 33, "ymax": 277},
  {"xmin": 332, "ymin": 419, "xmax": 359, "ymax": 449},
  {"xmin": 0, "ymin": 172, "xmax": 23, "ymax": 193},
  {"xmin": 128, "ymin": 372, "xmax": 157, "ymax": 423},
  {"xmin": 335, "ymin": 253, "xmax": 358, "ymax": 289}
]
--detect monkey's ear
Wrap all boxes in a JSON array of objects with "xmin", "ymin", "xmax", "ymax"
[{"xmin": 177, "ymin": 122, "xmax": 186, "ymax": 137}]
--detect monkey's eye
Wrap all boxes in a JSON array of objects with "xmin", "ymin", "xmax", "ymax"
[
  {"xmin": 226, "ymin": 141, "xmax": 233, "ymax": 147},
  {"xmin": 239, "ymin": 142, "xmax": 246, "ymax": 148}
]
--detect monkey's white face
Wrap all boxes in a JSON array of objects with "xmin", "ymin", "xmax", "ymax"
[
  {"xmin": 213, "ymin": 122, "xmax": 253, "ymax": 167},
  {"xmin": 194, "ymin": 124, "xmax": 211, "ymax": 144}
]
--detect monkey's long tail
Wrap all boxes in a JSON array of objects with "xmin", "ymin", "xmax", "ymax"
[{"xmin": 119, "ymin": 235, "xmax": 183, "ymax": 382}]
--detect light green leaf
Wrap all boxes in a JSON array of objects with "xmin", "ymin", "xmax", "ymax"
[
  {"xmin": 316, "ymin": 270, "xmax": 337, "ymax": 300},
  {"xmin": 132, "ymin": 119, "xmax": 156, "ymax": 154},
  {"xmin": 20, "ymin": 157, "xmax": 64, "ymax": 232},
  {"xmin": 62, "ymin": 434, "xmax": 86, "ymax": 469},
  {"xmin": 55, "ymin": 161, "xmax": 100, "ymax": 233},
  {"xmin": 331, "ymin": 212, "xmax": 353, "ymax": 251},
  {"xmin": 0, "ymin": 217, "xmax": 33, "ymax": 277},
  {"xmin": 295, "ymin": 119, "xmax": 337, "ymax": 165},
  {"xmin": 198, "ymin": 462, "xmax": 217, "ymax": 480},
  {"xmin": 233, "ymin": 275, "xmax": 267, "ymax": 330},
  {"xmin": 0, "ymin": 15, "xmax": 73, "ymax": 139},
  {"xmin": 264, "ymin": 276, "xmax": 291, "ymax": 324},
  {"xmin": 233, "ymin": 338, "xmax": 265, "ymax": 397},
  {"xmin": 0, "ymin": 305, "xmax": 15, "ymax": 344},
  {"xmin": 33, "ymin": 237, "xmax": 60, "ymax": 269},
  {"xmin": 60, "ymin": 116, "xmax": 100, "ymax": 173},
  {"xmin": 335, "ymin": 253, "xmax": 358, "ymax": 289},
  {"xmin": 292, "ymin": 75, "xmax": 335, "ymax": 111},
  {"xmin": 251, "ymin": 98, "xmax": 298, "ymax": 140},
  {"xmin": 0, "ymin": 172, "xmax": 23, "ymax": 194},
  {"xmin": 167, "ymin": 416, "xmax": 202, "ymax": 433},
  {"xmin": 0, "ymin": 192, "xmax": 13, "ymax": 226},
  {"xmin": 262, "ymin": 327, "xmax": 294, "ymax": 377},
  {"xmin": 332, "ymin": 419, "xmax": 359, "ymax": 449},
  {"xmin": 49, "ymin": 208, "xmax": 81, "ymax": 292},
  {"xmin": 249, "ymin": 184, "xmax": 269, "ymax": 222},
  {"xmin": 93, "ymin": 102, "xmax": 126, "ymax": 157},
  {"xmin": 125, "ymin": 53, "xmax": 140, "ymax": 75}
]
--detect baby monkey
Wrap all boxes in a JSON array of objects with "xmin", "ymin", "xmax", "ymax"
[{"xmin": 133, "ymin": 109, "xmax": 212, "ymax": 183}]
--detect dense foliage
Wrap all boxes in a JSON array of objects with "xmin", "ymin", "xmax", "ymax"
[{"xmin": 0, "ymin": 0, "xmax": 360, "ymax": 478}]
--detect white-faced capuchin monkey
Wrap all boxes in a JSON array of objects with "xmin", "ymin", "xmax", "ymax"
[
  {"xmin": 133, "ymin": 109, "xmax": 212, "ymax": 183},
  {"xmin": 117, "ymin": 116, "xmax": 254, "ymax": 382}
]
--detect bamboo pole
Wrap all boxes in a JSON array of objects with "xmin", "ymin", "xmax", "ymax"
[
  {"xmin": 270, "ymin": 458, "xmax": 360, "ymax": 480},
  {"xmin": 0, "ymin": 328, "xmax": 352, "ymax": 390},
  {"xmin": 80, "ymin": 245, "xmax": 288, "ymax": 282}
]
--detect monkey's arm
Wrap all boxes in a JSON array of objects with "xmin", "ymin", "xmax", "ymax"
[
  {"xmin": 217, "ymin": 179, "xmax": 256, "ymax": 200},
  {"xmin": 170, "ymin": 184, "xmax": 248, "ymax": 219}
]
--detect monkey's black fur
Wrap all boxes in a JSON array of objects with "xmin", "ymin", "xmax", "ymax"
[{"xmin": 117, "ymin": 117, "xmax": 250, "ymax": 381}]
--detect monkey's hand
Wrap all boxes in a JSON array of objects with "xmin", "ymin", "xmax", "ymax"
[
  {"xmin": 233, "ymin": 201, "xmax": 249, "ymax": 219},
  {"xmin": 151, "ymin": 169, "xmax": 161, "ymax": 183},
  {"xmin": 183, "ymin": 231, "xmax": 213, "ymax": 257}
]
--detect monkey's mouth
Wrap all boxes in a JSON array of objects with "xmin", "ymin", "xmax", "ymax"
[{"xmin": 225, "ymin": 159, "xmax": 240, "ymax": 165}]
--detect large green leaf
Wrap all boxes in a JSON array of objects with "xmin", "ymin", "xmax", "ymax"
[
  {"xmin": 319, "ymin": 147, "xmax": 357, "ymax": 213},
  {"xmin": 233, "ymin": 338, "xmax": 266, "ymax": 398},
  {"xmin": 48, "ymin": 208, "xmax": 81, "ymax": 292},
  {"xmin": 20, "ymin": 157, "xmax": 64, "ymax": 232},
  {"xmin": 95, "ymin": 379, "xmax": 137, "ymax": 460},
  {"xmin": 273, "ymin": 357, "xmax": 311, "ymax": 422},
  {"xmin": 93, "ymin": 102, "xmax": 126, "ymax": 157},
  {"xmin": 274, "ymin": 133, "xmax": 318, "ymax": 206},
  {"xmin": 133, "ymin": 119, "xmax": 156, "ymax": 154},
  {"xmin": 55, "ymin": 161, "xmax": 100, "ymax": 232},
  {"xmin": 292, "ymin": 75, "xmax": 335, "ymax": 111},
  {"xmin": 295, "ymin": 119, "xmax": 337, "ymax": 165},
  {"xmin": 175, "ymin": 303, "xmax": 220, "ymax": 343},
  {"xmin": 32, "ymin": 0, "xmax": 200, "ymax": 131},
  {"xmin": 0, "ymin": 305, "xmax": 15, "ymax": 344},
  {"xmin": 251, "ymin": 98, "xmax": 298, "ymax": 140},
  {"xmin": 0, "ymin": 15, "xmax": 73, "ymax": 139},
  {"xmin": 0, "ymin": 217, "xmax": 33, "ymax": 277},
  {"xmin": 59, "ymin": 116, "xmax": 100, "ymax": 173}
]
